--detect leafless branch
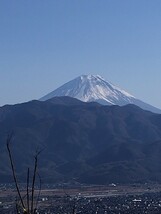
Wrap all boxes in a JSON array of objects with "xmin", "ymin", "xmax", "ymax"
[
  {"xmin": 27, "ymin": 168, "xmax": 30, "ymax": 213},
  {"xmin": 31, "ymin": 149, "xmax": 43, "ymax": 214},
  {"xmin": 6, "ymin": 133, "xmax": 26, "ymax": 210},
  {"xmin": 35, "ymin": 172, "xmax": 42, "ymax": 210}
]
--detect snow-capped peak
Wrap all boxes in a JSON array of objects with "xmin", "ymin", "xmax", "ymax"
[
  {"xmin": 39, "ymin": 74, "xmax": 161, "ymax": 113},
  {"xmin": 40, "ymin": 74, "xmax": 135, "ymax": 105}
]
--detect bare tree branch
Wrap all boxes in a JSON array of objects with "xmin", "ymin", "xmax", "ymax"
[
  {"xmin": 26, "ymin": 168, "xmax": 30, "ymax": 213},
  {"xmin": 31, "ymin": 149, "xmax": 43, "ymax": 214},
  {"xmin": 6, "ymin": 133, "xmax": 26, "ymax": 211},
  {"xmin": 35, "ymin": 172, "xmax": 42, "ymax": 211}
]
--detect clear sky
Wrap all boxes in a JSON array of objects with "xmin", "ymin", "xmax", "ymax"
[{"xmin": 0, "ymin": 0, "xmax": 161, "ymax": 108}]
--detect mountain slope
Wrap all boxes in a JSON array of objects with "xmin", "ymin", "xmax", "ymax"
[
  {"xmin": 1, "ymin": 97, "xmax": 161, "ymax": 184},
  {"xmin": 40, "ymin": 75, "xmax": 161, "ymax": 114}
]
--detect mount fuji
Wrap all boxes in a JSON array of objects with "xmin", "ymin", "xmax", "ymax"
[{"xmin": 40, "ymin": 75, "xmax": 161, "ymax": 114}]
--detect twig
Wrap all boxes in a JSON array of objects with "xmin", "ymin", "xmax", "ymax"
[
  {"xmin": 35, "ymin": 172, "xmax": 42, "ymax": 210},
  {"xmin": 31, "ymin": 150, "xmax": 42, "ymax": 213},
  {"xmin": 27, "ymin": 168, "xmax": 30, "ymax": 213},
  {"xmin": 6, "ymin": 133, "xmax": 26, "ymax": 210}
]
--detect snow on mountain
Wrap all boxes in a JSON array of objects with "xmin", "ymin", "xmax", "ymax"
[{"xmin": 40, "ymin": 75, "xmax": 161, "ymax": 114}]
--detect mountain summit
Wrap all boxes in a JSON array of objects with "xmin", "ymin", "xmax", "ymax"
[{"xmin": 40, "ymin": 75, "xmax": 161, "ymax": 113}]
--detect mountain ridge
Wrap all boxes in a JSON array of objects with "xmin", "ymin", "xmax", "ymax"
[{"xmin": 1, "ymin": 97, "xmax": 161, "ymax": 184}]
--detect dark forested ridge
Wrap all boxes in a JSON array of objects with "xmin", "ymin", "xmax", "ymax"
[{"xmin": 0, "ymin": 96, "xmax": 161, "ymax": 184}]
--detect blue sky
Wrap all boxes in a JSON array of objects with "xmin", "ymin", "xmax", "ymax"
[{"xmin": 0, "ymin": 0, "xmax": 161, "ymax": 108}]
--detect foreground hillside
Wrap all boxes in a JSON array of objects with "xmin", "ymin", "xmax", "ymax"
[{"xmin": 0, "ymin": 96, "xmax": 161, "ymax": 184}]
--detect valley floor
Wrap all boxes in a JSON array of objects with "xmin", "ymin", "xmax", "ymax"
[{"xmin": 1, "ymin": 184, "xmax": 161, "ymax": 213}]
